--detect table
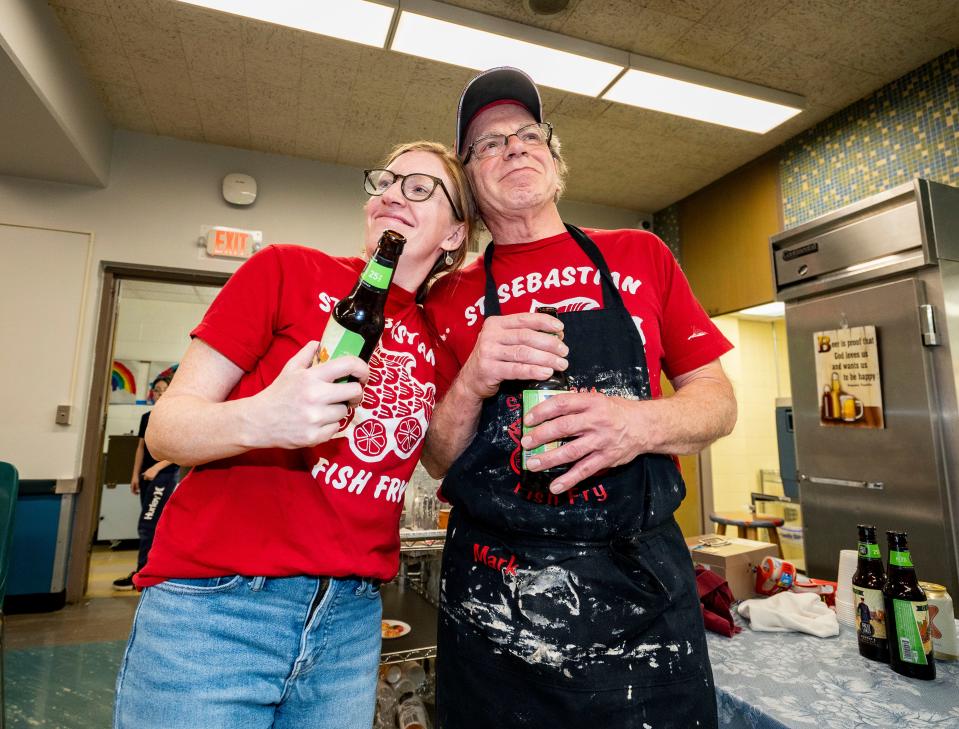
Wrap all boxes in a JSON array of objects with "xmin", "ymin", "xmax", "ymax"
[
  {"xmin": 379, "ymin": 581, "xmax": 438, "ymax": 665},
  {"xmin": 707, "ymin": 617, "xmax": 959, "ymax": 728}
]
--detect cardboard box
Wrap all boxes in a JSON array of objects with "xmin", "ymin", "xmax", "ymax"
[{"xmin": 686, "ymin": 535, "xmax": 779, "ymax": 601}]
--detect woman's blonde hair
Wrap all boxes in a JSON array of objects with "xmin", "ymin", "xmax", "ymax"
[{"xmin": 379, "ymin": 141, "xmax": 478, "ymax": 302}]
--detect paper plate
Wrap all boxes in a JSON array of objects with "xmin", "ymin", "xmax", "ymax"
[{"xmin": 381, "ymin": 619, "xmax": 411, "ymax": 639}]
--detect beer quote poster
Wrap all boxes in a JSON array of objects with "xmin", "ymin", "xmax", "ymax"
[{"xmin": 814, "ymin": 325, "xmax": 884, "ymax": 428}]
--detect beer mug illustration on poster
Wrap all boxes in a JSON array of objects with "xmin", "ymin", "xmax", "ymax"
[{"xmin": 840, "ymin": 394, "xmax": 864, "ymax": 422}]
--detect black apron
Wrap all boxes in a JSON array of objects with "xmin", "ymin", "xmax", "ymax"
[{"xmin": 435, "ymin": 225, "xmax": 718, "ymax": 729}]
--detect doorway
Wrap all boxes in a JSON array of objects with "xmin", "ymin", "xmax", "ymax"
[
  {"xmin": 86, "ymin": 279, "xmax": 223, "ymax": 598},
  {"xmin": 69, "ymin": 264, "xmax": 229, "ymax": 603}
]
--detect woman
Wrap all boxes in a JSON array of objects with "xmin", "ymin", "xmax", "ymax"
[{"xmin": 114, "ymin": 141, "xmax": 476, "ymax": 729}]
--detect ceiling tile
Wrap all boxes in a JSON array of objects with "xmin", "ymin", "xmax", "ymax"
[
  {"xmin": 180, "ymin": 31, "xmax": 244, "ymax": 80},
  {"xmin": 114, "ymin": 19, "xmax": 185, "ymax": 66},
  {"xmin": 51, "ymin": 5, "xmax": 124, "ymax": 54},
  {"xmin": 143, "ymin": 92, "xmax": 203, "ymax": 137},
  {"xmin": 43, "ymin": 0, "xmax": 959, "ymax": 213},
  {"xmin": 130, "ymin": 57, "xmax": 193, "ymax": 97},
  {"xmin": 75, "ymin": 48, "xmax": 138, "ymax": 86},
  {"xmin": 661, "ymin": 23, "xmax": 742, "ymax": 71},
  {"xmin": 629, "ymin": 8, "xmax": 699, "ymax": 57},
  {"xmin": 696, "ymin": 0, "xmax": 790, "ymax": 34},
  {"xmin": 248, "ymin": 81, "xmax": 299, "ymax": 139},
  {"xmin": 92, "ymin": 80, "xmax": 155, "ymax": 133},
  {"xmin": 750, "ymin": 0, "xmax": 846, "ymax": 58},
  {"xmin": 50, "ymin": 0, "xmax": 111, "ymax": 16},
  {"xmin": 106, "ymin": 0, "xmax": 179, "ymax": 32},
  {"xmin": 638, "ymin": 0, "xmax": 720, "ymax": 22},
  {"xmin": 250, "ymin": 132, "xmax": 299, "ymax": 158}
]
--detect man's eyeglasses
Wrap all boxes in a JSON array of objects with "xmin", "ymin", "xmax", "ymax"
[
  {"xmin": 463, "ymin": 122, "xmax": 553, "ymax": 165},
  {"xmin": 364, "ymin": 169, "xmax": 463, "ymax": 221}
]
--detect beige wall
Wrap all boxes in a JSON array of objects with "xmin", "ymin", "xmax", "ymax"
[
  {"xmin": 0, "ymin": 130, "xmax": 643, "ymax": 479},
  {"xmin": 709, "ymin": 316, "xmax": 791, "ymax": 512}
]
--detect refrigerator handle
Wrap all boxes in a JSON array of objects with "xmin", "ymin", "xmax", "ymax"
[
  {"xmin": 800, "ymin": 474, "xmax": 885, "ymax": 490},
  {"xmin": 919, "ymin": 304, "xmax": 940, "ymax": 346}
]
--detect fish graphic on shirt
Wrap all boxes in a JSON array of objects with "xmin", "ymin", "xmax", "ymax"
[{"xmin": 529, "ymin": 296, "xmax": 600, "ymax": 313}]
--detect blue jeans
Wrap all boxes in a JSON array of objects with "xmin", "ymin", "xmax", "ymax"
[{"xmin": 114, "ymin": 575, "xmax": 382, "ymax": 729}]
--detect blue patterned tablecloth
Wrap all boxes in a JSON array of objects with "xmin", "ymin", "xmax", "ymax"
[{"xmin": 707, "ymin": 617, "xmax": 959, "ymax": 728}]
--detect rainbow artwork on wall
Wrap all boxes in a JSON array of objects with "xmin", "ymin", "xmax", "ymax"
[{"xmin": 110, "ymin": 360, "xmax": 140, "ymax": 404}]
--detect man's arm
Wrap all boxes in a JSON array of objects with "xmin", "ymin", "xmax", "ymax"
[
  {"xmin": 520, "ymin": 360, "xmax": 737, "ymax": 492},
  {"xmin": 421, "ymin": 312, "xmax": 569, "ymax": 478}
]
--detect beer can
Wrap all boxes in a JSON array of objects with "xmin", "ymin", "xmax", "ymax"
[{"xmin": 919, "ymin": 581, "xmax": 957, "ymax": 661}]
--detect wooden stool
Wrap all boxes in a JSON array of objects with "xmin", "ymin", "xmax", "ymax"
[{"xmin": 709, "ymin": 511, "xmax": 784, "ymax": 557}]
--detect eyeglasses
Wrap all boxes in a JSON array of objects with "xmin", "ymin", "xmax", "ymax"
[
  {"xmin": 363, "ymin": 169, "xmax": 463, "ymax": 221},
  {"xmin": 463, "ymin": 122, "xmax": 553, "ymax": 164}
]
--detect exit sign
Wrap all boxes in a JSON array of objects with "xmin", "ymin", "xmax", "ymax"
[{"xmin": 205, "ymin": 226, "xmax": 262, "ymax": 259}]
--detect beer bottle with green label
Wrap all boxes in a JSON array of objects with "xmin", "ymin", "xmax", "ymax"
[
  {"xmin": 521, "ymin": 306, "xmax": 569, "ymax": 493},
  {"xmin": 852, "ymin": 524, "xmax": 889, "ymax": 662},
  {"xmin": 883, "ymin": 531, "xmax": 936, "ymax": 679},
  {"xmin": 313, "ymin": 230, "xmax": 405, "ymax": 372}
]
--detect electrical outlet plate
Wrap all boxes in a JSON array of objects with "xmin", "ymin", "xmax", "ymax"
[{"xmin": 55, "ymin": 404, "xmax": 71, "ymax": 425}]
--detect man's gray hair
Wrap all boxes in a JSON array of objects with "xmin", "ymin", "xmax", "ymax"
[{"xmin": 549, "ymin": 132, "xmax": 568, "ymax": 201}]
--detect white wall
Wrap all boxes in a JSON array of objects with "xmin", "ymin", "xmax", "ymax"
[
  {"xmin": 709, "ymin": 316, "xmax": 791, "ymax": 512},
  {"xmin": 0, "ymin": 130, "xmax": 643, "ymax": 479},
  {"xmin": 105, "ymin": 295, "xmax": 216, "ymax": 445}
]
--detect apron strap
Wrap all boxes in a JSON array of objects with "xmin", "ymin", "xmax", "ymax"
[{"xmin": 483, "ymin": 224, "xmax": 630, "ymax": 317}]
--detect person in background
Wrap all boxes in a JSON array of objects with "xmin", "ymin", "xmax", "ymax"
[
  {"xmin": 422, "ymin": 67, "xmax": 737, "ymax": 728},
  {"xmin": 112, "ymin": 376, "xmax": 178, "ymax": 590},
  {"xmin": 113, "ymin": 141, "xmax": 475, "ymax": 729}
]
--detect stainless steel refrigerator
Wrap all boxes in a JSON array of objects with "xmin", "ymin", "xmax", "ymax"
[{"xmin": 772, "ymin": 179, "xmax": 959, "ymax": 599}]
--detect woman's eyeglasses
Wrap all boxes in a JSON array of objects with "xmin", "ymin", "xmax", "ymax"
[{"xmin": 364, "ymin": 169, "xmax": 463, "ymax": 221}]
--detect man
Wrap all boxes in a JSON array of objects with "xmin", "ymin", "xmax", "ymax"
[
  {"xmin": 423, "ymin": 67, "xmax": 737, "ymax": 728},
  {"xmin": 112, "ymin": 376, "xmax": 179, "ymax": 589}
]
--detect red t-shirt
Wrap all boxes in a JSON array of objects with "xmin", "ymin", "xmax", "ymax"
[
  {"xmin": 137, "ymin": 245, "xmax": 440, "ymax": 587},
  {"xmin": 425, "ymin": 228, "xmax": 732, "ymax": 396}
]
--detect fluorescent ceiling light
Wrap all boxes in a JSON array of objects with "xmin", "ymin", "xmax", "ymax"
[
  {"xmin": 737, "ymin": 302, "xmax": 786, "ymax": 318},
  {"xmin": 391, "ymin": 2, "xmax": 625, "ymax": 97},
  {"xmin": 175, "ymin": 0, "xmax": 395, "ymax": 48},
  {"xmin": 604, "ymin": 56, "xmax": 804, "ymax": 133}
]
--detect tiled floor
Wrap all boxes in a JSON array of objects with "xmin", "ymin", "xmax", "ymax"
[
  {"xmin": 3, "ymin": 547, "xmax": 139, "ymax": 728},
  {"xmin": 85, "ymin": 545, "xmax": 139, "ymax": 600}
]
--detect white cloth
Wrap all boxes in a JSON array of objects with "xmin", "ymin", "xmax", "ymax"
[{"xmin": 738, "ymin": 591, "xmax": 840, "ymax": 638}]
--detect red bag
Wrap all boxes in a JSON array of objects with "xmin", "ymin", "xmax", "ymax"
[{"xmin": 695, "ymin": 565, "xmax": 741, "ymax": 637}]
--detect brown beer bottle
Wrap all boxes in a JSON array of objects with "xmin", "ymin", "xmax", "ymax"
[
  {"xmin": 852, "ymin": 525, "xmax": 889, "ymax": 662},
  {"xmin": 313, "ymin": 230, "xmax": 405, "ymax": 371},
  {"xmin": 883, "ymin": 531, "xmax": 936, "ymax": 679},
  {"xmin": 521, "ymin": 306, "xmax": 570, "ymax": 493}
]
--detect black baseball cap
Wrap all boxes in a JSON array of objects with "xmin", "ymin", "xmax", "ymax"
[{"xmin": 455, "ymin": 66, "xmax": 543, "ymax": 157}]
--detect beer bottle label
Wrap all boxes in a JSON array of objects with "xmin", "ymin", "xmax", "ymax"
[
  {"xmin": 852, "ymin": 586, "xmax": 886, "ymax": 641},
  {"xmin": 316, "ymin": 318, "xmax": 365, "ymax": 365},
  {"xmin": 889, "ymin": 549, "xmax": 913, "ymax": 567},
  {"xmin": 857, "ymin": 542, "xmax": 881, "ymax": 559},
  {"xmin": 892, "ymin": 599, "xmax": 932, "ymax": 664},
  {"xmin": 521, "ymin": 389, "xmax": 564, "ymax": 470},
  {"xmin": 360, "ymin": 259, "xmax": 393, "ymax": 290}
]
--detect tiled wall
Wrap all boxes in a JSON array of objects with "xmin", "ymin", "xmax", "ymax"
[
  {"xmin": 652, "ymin": 204, "xmax": 681, "ymax": 260},
  {"xmin": 781, "ymin": 49, "xmax": 959, "ymax": 228}
]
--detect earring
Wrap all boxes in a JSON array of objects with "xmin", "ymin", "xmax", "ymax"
[{"xmin": 445, "ymin": 251, "xmax": 454, "ymax": 266}]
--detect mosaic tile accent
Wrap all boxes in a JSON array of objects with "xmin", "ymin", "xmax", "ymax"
[
  {"xmin": 653, "ymin": 204, "xmax": 681, "ymax": 260},
  {"xmin": 781, "ymin": 49, "xmax": 959, "ymax": 228}
]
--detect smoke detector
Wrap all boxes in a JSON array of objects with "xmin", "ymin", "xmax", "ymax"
[{"xmin": 524, "ymin": 0, "xmax": 571, "ymax": 16}]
